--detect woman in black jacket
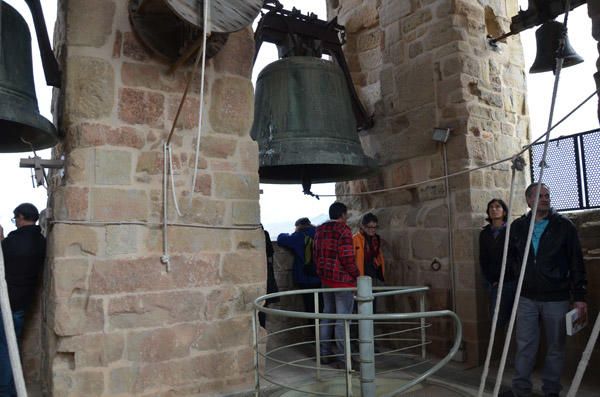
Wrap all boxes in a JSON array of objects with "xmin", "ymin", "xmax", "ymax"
[{"xmin": 479, "ymin": 198, "xmax": 515, "ymax": 328}]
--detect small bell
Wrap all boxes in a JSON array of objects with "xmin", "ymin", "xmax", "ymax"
[{"xmin": 529, "ymin": 20, "xmax": 583, "ymax": 74}]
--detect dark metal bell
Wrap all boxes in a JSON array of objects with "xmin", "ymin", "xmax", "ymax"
[
  {"xmin": 0, "ymin": 2, "xmax": 57, "ymax": 152},
  {"xmin": 251, "ymin": 56, "xmax": 376, "ymax": 184},
  {"xmin": 529, "ymin": 20, "xmax": 583, "ymax": 74}
]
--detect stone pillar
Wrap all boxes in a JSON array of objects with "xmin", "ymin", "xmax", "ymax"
[
  {"xmin": 588, "ymin": 0, "xmax": 600, "ymax": 123},
  {"xmin": 37, "ymin": 1, "xmax": 263, "ymax": 395},
  {"xmin": 329, "ymin": 0, "xmax": 529, "ymax": 366}
]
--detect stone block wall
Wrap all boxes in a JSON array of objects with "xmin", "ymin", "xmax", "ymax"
[
  {"xmin": 329, "ymin": 0, "xmax": 529, "ymax": 366},
  {"xmin": 21, "ymin": 0, "xmax": 264, "ymax": 395}
]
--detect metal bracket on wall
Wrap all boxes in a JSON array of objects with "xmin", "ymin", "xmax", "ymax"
[{"xmin": 19, "ymin": 156, "xmax": 64, "ymax": 187}]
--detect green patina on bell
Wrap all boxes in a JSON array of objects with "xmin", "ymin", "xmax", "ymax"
[
  {"xmin": 251, "ymin": 56, "xmax": 376, "ymax": 185},
  {"xmin": 0, "ymin": 2, "xmax": 58, "ymax": 152}
]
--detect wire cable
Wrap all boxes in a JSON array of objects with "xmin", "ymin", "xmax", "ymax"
[{"xmin": 319, "ymin": 88, "xmax": 599, "ymax": 199}]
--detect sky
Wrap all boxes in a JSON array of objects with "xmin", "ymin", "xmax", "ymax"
[{"xmin": 0, "ymin": 0, "xmax": 597, "ymax": 236}]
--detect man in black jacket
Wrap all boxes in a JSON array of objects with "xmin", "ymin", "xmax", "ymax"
[
  {"xmin": 506, "ymin": 183, "xmax": 587, "ymax": 397},
  {"xmin": 0, "ymin": 203, "xmax": 46, "ymax": 396}
]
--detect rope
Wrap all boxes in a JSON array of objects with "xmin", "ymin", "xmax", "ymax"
[
  {"xmin": 319, "ymin": 88, "xmax": 599, "ymax": 199},
  {"xmin": 0, "ymin": 243, "xmax": 28, "ymax": 397},
  {"xmin": 190, "ymin": 0, "xmax": 211, "ymax": 201},
  {"xmin": 477, "ymin": 158, "xmax": 520, "ymax": 397},
  {"xmin": 566, "ymin": 312, "xmax": 600, "ymax": 397},
  {"xmin": 162, "ymin": 143, "xmax": 171, "ymax": 272},
  {"xmin": 167, "ymin": 144, "xmax": 183, "ymax": 217},
  {"xmin": 492, "ymin": 3, "xmax": 571, "ymax": 395},
  {"xmin": 50, "ymin": 219, "xmax": 261, "ymax": 231}
]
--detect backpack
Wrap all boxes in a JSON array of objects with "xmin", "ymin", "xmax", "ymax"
[{"xmin": 303, "ymin": 234, "xmax": 317, "ymax": 276}]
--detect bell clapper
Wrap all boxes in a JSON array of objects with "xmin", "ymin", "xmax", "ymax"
[{"xmin": 302, "ymin": 176, "xmax": 320, "ymax": 200}]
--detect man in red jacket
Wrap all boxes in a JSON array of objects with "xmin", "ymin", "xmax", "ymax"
[{"xmin": 314, "ymin": 202, "xmax": 359, "ymax": 368}]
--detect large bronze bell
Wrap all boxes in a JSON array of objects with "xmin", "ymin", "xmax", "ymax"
[
  {"xmin": 0, "ymin": 2, "xmax": 57, "ymax": 152},
  {"xmin": 530, "ymin": 20, "xmax": 583, "ymax": 74},
  {"xmin": 251, "ymin": 56, "xmax": 376, "ymax": 185}
]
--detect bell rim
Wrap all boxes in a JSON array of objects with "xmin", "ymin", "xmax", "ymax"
[{"xmin": 0, "ymin": 102, "xmax": 58, "ymax": 152}]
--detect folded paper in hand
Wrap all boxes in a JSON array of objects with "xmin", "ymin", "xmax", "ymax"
[{"xmin": 566, "ymin": 308, "xmax": 587, "ymax": 336}]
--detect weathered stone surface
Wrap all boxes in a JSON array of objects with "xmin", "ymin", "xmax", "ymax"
[
  {"xmin": 56, "ymin": 333, "xmax": 124, "ymax": 368},
  {"xmin": 214, "ymin": 172, "xmax": 259, "ymax": 200},
  {"xmin": 394, "ymin": 57, "xmax": 434, "ymax": 113},
  {"xmin": 122, "ymin": 32, "xmax": 149, "ymax": 61},
  {"xmin": 201, "ymin": 135, "xmax": 238, "ymax": 158},
  {"xmin": 412, "ymin": 229, "xmax": 449, "ymax": 260},
  {"xmin": 118, "ymin": 88, "xmax": 165, "ymax": 128},
  {"xmin": 65, "ymin": 57, "xmax": 115, "ymax": 121},
  {"xmin": 379, "ymin": 0, "xmax": 411, "ymax": 27},
  {"xmin": 50, "ymin": 224, "xmax": 100, "ymax": 257},
  {"xmin": 192, "ymin": 317, "xmax": 252, "ymax": 350},
  {"xmin": 209, "ymin": 77, "xmax": 254, "ymax": 135},
  {"xmin": 187, "ymin": 198, "xmax": 226, "ymax": 224},
  {"xmin": 105, "ymin": 225, "xmax": 141, "ymax": 256},
  {"xmin": 53, "ymin": 297, "xmax": 104, "ymax": 336},
  {"xmin": 126, "ymin": 323, "xmax": 199, "ymax": 362},
  {"xmin": 89, "ymin": 254, "xmax": 220, "ymax": 294},
  {"xmin": 231, "ymin": 200, "xmax": 260, "ymax": 225},
  {"xmin": 121, "ymin": 62, "xmax": 186, "ymax": 92},
  {"xmin": 166, "ymin": 95, "xmax": 200, "ymax": 130},
  {"xmin": 168, "ymin": 228, "xmax": 231, "ymax": 252},
  {"xmin": 109, "ymin": 126, "xmax": 145, "ymax": 149},
  {"xmin": 95, "ymin": 149, "xmax": 132, "ymax": 185},
  {"xmin": 90, "ymin": 188, "xmax": 149, "ymax": 221},
  {"xmin": 221, "ymin": 251, "xmax": 266, "ymax": 284},
  {"xmin": 66, "ymin": 0, "xmax": 115, "ymax": 47},
  {"xmin": 136, "ymin": 151, "xmax": 162, "ymax": 175},
  {"xmin": 51, "ymin": 258, "xmax": 90, "ymax": 300},
  {"xmin": 108, "ymin": 290, "xmax": 206, "ymax": 329},
  {"xmin": 53, "ymin": 370, "xmax": 105, "ymax": 397},
  {"xmin": 52, "ymin": 186, "xmax": 89, "ymax": 221},
  {"xmin": 212, "ymin": 28, "xmax": 253, "ymax": 77},
  {"xmin": 108, "ymin": 352, "xmax": 238, "ymax": 394}
]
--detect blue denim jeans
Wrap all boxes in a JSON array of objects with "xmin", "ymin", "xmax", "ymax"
[
  {"xmin": 0, "ymin": 310, "xmax": 25, "ymax": 397},
  {"xmin": 512, "ymin": 297, "xmax": 569, "ymax": 396},
  {"xmin": 320, "ymin": 290, "xmax": 354, "ymax": 362},
  {"xmin": 485, "ymin": 280, "xmax": 516, "ymax": 329}
]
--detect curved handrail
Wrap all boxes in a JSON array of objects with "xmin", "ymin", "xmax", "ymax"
[{"xmin": 253, "ymin": 285, "xmax": 462, "ymax": 396}]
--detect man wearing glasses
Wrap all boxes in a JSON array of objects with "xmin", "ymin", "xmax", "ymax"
[{"xmin": 0, "ymin": 203, "xmax": 46, "ymax": 396}]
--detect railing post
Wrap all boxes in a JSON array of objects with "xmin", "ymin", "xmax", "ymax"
[
  {"xmin": 314, "ymin": 291, "xmax": 322, "ymax": 381},
  {"xmin": 252, "ymin": 310, "xmax": 260, "ymax": 397},
  {"xmin": 357, "ymin": 276, "xmax": 376, "ymax": 397},
  {"xmin": 344, "ymin": 319, "xmax": 353, "ymax": 397},
  {"xmin": 419, "ymin": 292, "xmax": 427, "ymax": 359}
]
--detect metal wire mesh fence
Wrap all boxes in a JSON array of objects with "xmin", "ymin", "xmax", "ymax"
[{"xmin": 530, "ymin": 128, "xmax": 600, "ymax": 211}]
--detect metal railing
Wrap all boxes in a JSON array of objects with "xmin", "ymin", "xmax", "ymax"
[
  {"xmin": 529, "ymin": 128, "xmax": 600, "ymax": 211},
  {"xmin": 252, "ymin": 277, "xmax": 462, "ymax": 396}
]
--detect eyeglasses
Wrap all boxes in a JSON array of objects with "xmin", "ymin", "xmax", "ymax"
[{"xmin": 10, "ymin": 217, "xmax": 15, "ymax": 224}]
